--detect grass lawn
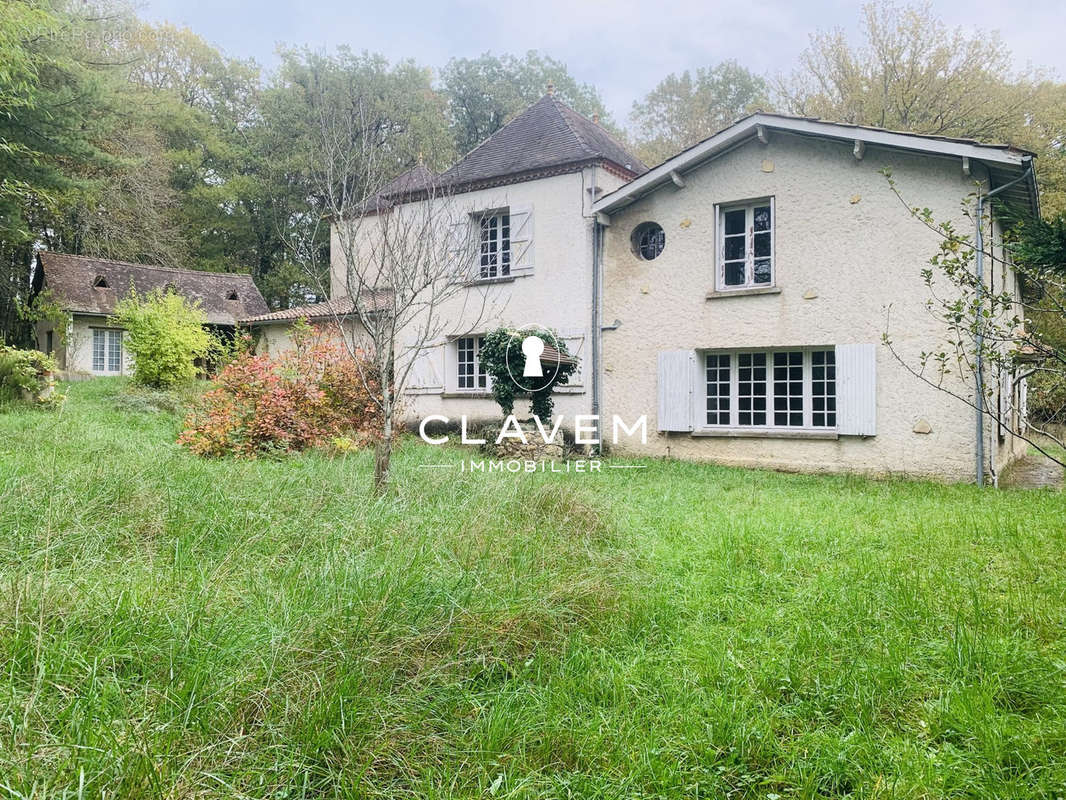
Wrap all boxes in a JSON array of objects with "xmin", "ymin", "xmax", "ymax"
[{"xmin": 2, "ymin": 379, "xmax": 1065, "ymax": 798}]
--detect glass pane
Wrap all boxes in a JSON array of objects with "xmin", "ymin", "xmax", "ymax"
[
  {"xmin": 724, "ymin": 209, "xmax": 745, "ymax": 235},
  {"xmin": 724, "ymin": 262, "xmax": 746, "ymax": 286},
  {"xmin": 754, "ymin": 232, "xmax": 771, "ymax": 258},
  {"xmin": 753, "ymin": 259, "xmax": 772, "ymax": 284},
  {"xmin": 724, "ymin": 235, "xmax": 745, "ymax": 261},
  {"xmin": 753, "ymin": 205, "xmax": 771, "ymax": 232}
]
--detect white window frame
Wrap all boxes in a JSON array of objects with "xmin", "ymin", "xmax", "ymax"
[
  {"xmin": 455, "ymin": 335, "xmax": 490, "ymax": 393},
  {"xmin": 716, "ymin": 198, "xmax": 775, "ymax": 290},
  {"xmin": 92, "ymin": 327, "xmax": 123, "ymax": 374},
  {"xmin": 700, "ymin": 347, "xmax": 836, "ymax": 432},
  {"xmin": 477, "ymin": 209, "xmax": 511, "ymax": 280}
]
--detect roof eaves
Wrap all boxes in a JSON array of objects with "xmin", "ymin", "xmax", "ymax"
[{"xmin": 594, "ymin": 113, "xmax": 1037, "ymax": 215}]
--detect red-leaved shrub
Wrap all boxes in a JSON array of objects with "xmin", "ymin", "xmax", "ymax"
[{"xmin": 179, "ymin": 324, "xmax": 382, "ymax": 457}]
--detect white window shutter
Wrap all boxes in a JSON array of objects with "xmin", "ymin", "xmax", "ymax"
[
  {"xmin": 448, "ymin": 217, "xmax": 473, "ymax": 278},
  {"xmin": 657, "ymin": 350, "xmax": 696, "ymax": 432},
  {"xmin": 558, "ymin": 333, "xmax": 584, "ymax": 387},
  {"xmin": 509, "ymin": 206, "xmax": 533, "ymax": 275},
  {"xmin": 836, "ymin": 343, "xmax": 877, "ymax": 436},
  {"xmin": 406, "ymin": 343, "xmax": 444, "ymax": 394}
]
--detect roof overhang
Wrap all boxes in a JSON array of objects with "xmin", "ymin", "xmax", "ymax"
[{"xmin": 592, "ymin": 113, "xmax": 1038, "ymax": 217}]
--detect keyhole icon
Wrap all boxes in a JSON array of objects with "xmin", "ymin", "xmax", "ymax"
[{"xmin": 522, "ymin": 336, "xmax": 544, "ymax": 377}]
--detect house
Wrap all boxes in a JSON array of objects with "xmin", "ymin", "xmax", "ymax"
[
  {"xmin": 32, "ymin": 251, "xmax": 268, "ymax": 375},
  {"xmin": 266, "ymin": 96, "xmax": 1040, "ymax": 483}
]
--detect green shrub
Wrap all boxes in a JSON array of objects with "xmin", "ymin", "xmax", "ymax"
[
  {"xmin": 479, "ymin": 327, "xmax": 576, "ymax": 421},
  {"xmin": 0, "ymin": 345, "xmax": 58, "ymax": 407},
  {"xmin": 112, "ymin": 288, "xmax": 215, "ymax": 388}
]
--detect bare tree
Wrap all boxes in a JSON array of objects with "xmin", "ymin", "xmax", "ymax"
[
  {"xmin": 293, "ymin": 96, "xmax": 497, "ymax": 492},
  {"xmin": 881, "ymin": 169, "xmax": 1065, "ymax": 479}
]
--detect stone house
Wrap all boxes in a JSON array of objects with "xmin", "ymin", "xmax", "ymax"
[{"xmin": 253, "ymin": 97, "xmax": 1040, "ymax": 482}]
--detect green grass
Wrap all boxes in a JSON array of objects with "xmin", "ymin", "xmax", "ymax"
[{"xmin": 2, "ymin": 379, "xmax": 1065, "ymax": 798}]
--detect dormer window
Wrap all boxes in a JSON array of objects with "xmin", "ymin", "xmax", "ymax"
[
  {"xmin": 226, "ymin": 290, "xmax": 239, "ymax": 301},
  {"xmin": 92, "ymin": 275, "xmax": 109, "ymax": 288}
]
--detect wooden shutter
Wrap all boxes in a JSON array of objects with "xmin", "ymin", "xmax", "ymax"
[
  {"xmin": 406, "ymin": 343, "xmax": 444, "ymax": 394},
  {"xmin": 836, "ymin": 343, "xmax": 877, "ymax": 436},
  {"xmin": 657, "ymin": 350, "xmax": 696, "ymax": 432},
  {"xmin": 558, "ymin": 333, "xmax": 584, "ymax": 387},
  {"xmin": 509, "ymin": 206, "xmax": 534, "ymax": 275},
  {"xmin": 448, "ymin": 217, "xmax": 473, "ymax": 279}
]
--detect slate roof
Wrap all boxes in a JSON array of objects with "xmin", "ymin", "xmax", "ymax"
[
  {"xmin": 437, "ymin": 94, "xmax": 647, "ymax": 190},
  {"xmin": 34, "ymin": 251, "xmax": 269, "ymax": 326},
  {"xmin": 239, "ymin": 291, "xmax": 393, "ymax": 325}
]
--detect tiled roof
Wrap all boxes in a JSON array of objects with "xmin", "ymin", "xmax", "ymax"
[
  {"xmin": 437, "ymin": 94, "xmax": 647, "ymax": 189},
  {"xmin": 35, "ymin": 252, "xmax": 269, "ymax": 325},
  {"xmin": 239, "ymin": 292, "xmax": 392, "ymax": 325}
]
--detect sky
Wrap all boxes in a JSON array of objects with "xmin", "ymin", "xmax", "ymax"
[{"xmin": 138, "ymin": 0, "xmax": 1064, "ymax": 126}]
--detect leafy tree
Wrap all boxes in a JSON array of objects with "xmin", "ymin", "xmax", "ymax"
[
  {"xmin": 778, "ymin": 1, "xmax": 1066, "ymax": 211},
  {"xmin": 441, "ymin": 51, "xmax": 614, "ymax": 156},
  {"xmin": 630, "ymin": 61, "xmax": 770, "ymax": 165},
  {"xmin": 112, "ymin": 287, "xmax": 214, "ymax": 387}
]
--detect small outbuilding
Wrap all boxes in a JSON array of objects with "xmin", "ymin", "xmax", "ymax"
[{"xmin": 31, "ymin": 251, "xmax": 268, "ymax": 376}]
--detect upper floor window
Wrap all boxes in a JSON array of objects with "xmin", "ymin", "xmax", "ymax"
[
  {"xmin": 479, "ymin": 212, "xmax": 511, "ymax": 279},
  {"xmin": 632, "ymin": 222, "xmax": 665, "ymax": 260},
  {"xmin": 718, "ymin": 199, "xmax": 774, "ymax": 290}
]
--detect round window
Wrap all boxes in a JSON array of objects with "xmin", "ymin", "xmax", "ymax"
[{"xmin": 632, "ymin": 222, "xmax": 665, "ymax": 260}]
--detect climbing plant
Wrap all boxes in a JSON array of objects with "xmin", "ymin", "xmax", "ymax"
[{"xmin": 478, "ymin": 327, "xmax": 577, "ymax": 422}]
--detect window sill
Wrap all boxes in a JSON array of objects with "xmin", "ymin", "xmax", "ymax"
[
  {"xmin": 706, "ymin": 286, "xmax": 781, "ymax": 300},
  {"xmin": 464, "ymin": 273, "xmax": 528, "ymax": 287},
  {"xmin": 691, "ymin": 427, "xmax": 838, "ymax": 440},
  {"xmin": 441, "ymin": 391, "xmax": 495, "ymax": 399}
]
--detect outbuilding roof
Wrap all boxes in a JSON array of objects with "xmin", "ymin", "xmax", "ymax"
[
  {"xmin": 593, "ymin": 112, "xmax": 1038, "ymax": 217},
  {"xmin": 239, "ymin": 292, "xmax": 392, "ymax": 325},
  {"xmin": 34, "ymin": 252, "xmax": 269, "ymax": 325}
]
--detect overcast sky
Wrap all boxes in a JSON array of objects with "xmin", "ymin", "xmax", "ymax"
[{"xmin": 139, "ymin": 0, "xmax": 1063, "ymax": 126}]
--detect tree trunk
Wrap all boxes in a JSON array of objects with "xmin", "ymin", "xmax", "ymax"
[{"xmin": 373, "ymin": 434, "xmax": 392, "ymax": 494}]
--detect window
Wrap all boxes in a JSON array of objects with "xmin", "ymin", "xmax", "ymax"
[
  {"xmin": 92, "ymin": 329, "xmax": 123, "ymax": 373},
  {"xmin": 718, "ymin": 200, "xmax": 773, "ymax": 289},
  {"xmin": 704, "ymin": 349, "xmax": 835, "ymax": 429},
  {"xmin": 45, "ymin": 330, "xmax": 53, "ymax": 355},
  {"xmin": 457, "ymin": 336, "xmax": 488, "ymax": 391},
  {"xmin": 479, "ymin": 212, "xmax": 510, "ymax": 279},
  {"xmin": 226, "ymin": 290, "xmax": 239, "ymax": 301},
  {"xmin": 92, "ymin": 275, "xmax": 109, "ymax": 288},
  {"xmin": 632, "ymin": 222, "xmax": 665, "ymax": 260}
]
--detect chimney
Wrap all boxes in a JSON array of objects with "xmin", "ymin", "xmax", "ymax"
[
  {"xmin": 546, "ymin": 81, "xmax": 555, "ymax": 97},
  {"xmin": 592, "ymin": 113, "xmax": 600, "ymax": 125}
]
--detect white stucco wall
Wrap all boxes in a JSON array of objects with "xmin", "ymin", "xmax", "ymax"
[
  {"xmin": 600, "ymin": 133, "xmax": 1027, "ymax": 481},
  {"xmin": 330, "ymin": 166, "xmax": 630, "ymax": 430},
  {"xmin": 47, "ymin": 315, "xmax": 131, "ymax": 375}
]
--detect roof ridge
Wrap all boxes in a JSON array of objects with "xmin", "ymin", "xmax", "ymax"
[
  {"xmin": 548, "ymin": 95, "xmax": 596, "ymax": 159},
  {"xmin": 445, "ymin": 95, "xmax": 555, "ymax": 173},
  {"xmin": 41, "ymin": 251, "xmax": 255, "ymax": 281}
]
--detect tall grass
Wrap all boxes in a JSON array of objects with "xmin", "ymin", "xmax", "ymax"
[{"xmin": 1, "ymin": 378, "xmax": 1064, "ymax": 798}]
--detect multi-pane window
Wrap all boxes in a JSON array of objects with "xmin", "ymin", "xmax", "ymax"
[
  {"xmin": 719, "ymin": 200, "xmax": 773, "ymax": 289},
  {"xmin": 705, "ymin": 353, "xmax": 731, "ymax": 425},
  {"xmin": 92, "ymin": 328, "xmax": 122, "ymax": 373},
  {"xmin": 772, "ymin": 351, "xmax": 804, "ymax": 427},
  {"xmin": 479, "ymin": 212, "xmax": 511, "ymax": 279},
  {"xmin": 705, "ymin": 349, "xmax": 835, "ymax": 429},
  {"xmin": 811, "ymin": 350, "xmax": 837, "ymax": 427},
  {"xmin": 457, "ymin": 336, "xmax": 488, "ymax": 391},
  {"xmin": 737, "ymin": 352, "xmax": 767, "ymax": 426}
]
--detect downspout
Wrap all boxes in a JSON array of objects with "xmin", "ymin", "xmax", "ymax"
[
  {"xmin": 974, "ymin": 158, "xmax": 1034, "ymax": 487},
  {"xmin": 591, "ymin": 204, "xmax": 604, "ymax": 452}
]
